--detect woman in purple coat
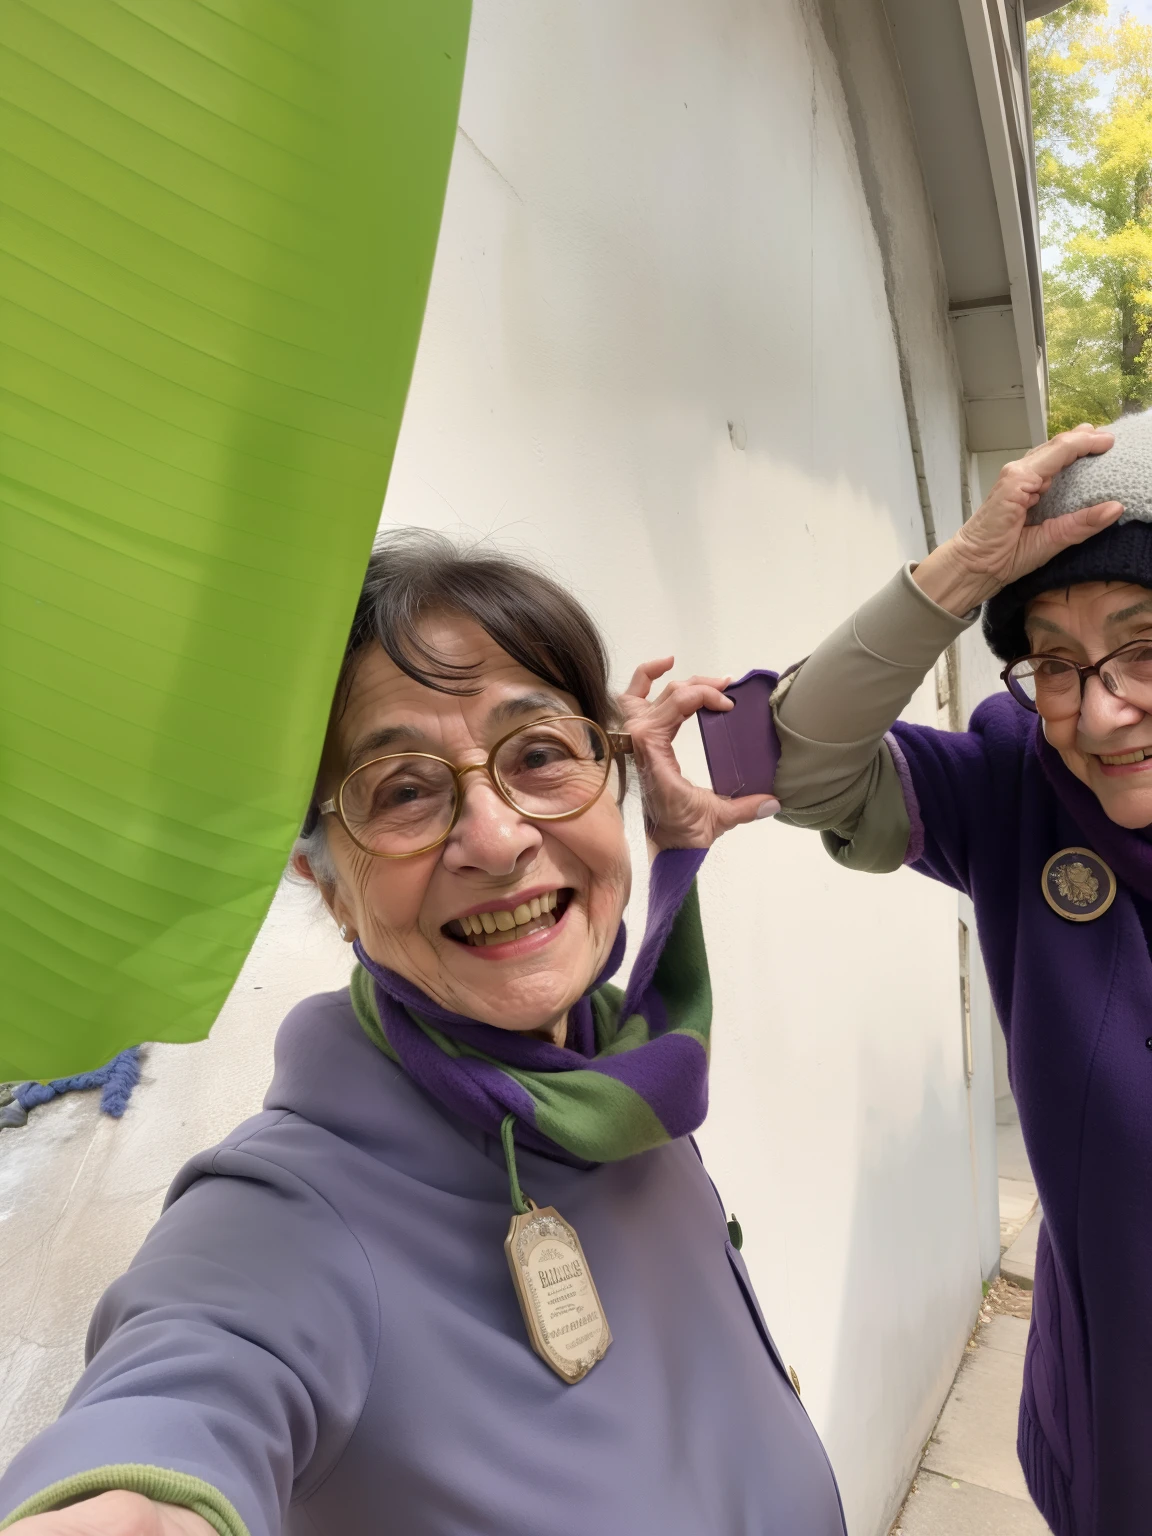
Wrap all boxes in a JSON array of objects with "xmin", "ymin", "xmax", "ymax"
[
  {"xmin": 0, "ymin": 532, "xmax": 840, "ymax": 1536},
  {"xmin": 702, "ymin": 419, "xmax": 1145, "ymax": 1535}
]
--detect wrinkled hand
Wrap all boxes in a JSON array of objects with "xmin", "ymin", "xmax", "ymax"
[
  {"xmin": 8, "ymin": 1492, "xmax": 214, "ymax": 1536},
  {"xmin": 618, "ymin": 660, "xmax": 779, "ymax": 850},
  {"xmin": 915, "ymin": 424, "xmax": 1123, "ymax": 615}
]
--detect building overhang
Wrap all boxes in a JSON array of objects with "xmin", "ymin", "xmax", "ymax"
[{"xmin": 885, "ymin": 0, "xmax": 1048, "ymax": 451}]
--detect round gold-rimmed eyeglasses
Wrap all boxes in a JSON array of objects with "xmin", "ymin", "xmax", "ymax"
[
  {"xmin": 1002, "ymin": 639, "xmax": 1152, "ymax": 720},
  {"xmin": 317, "ymin": 716, "xmax": 634, "ymax": 859}
]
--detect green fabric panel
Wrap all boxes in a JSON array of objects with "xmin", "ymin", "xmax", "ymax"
[
  {"xmin": 0, "ymin": 0, "xmax": 471, "ymax": 1077},
  {"xmin": 0, "ymin": 1464, "xmax": 248, "ymax": 1535}
]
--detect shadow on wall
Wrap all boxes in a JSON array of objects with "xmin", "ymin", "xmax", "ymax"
[
  {"xmin": 817, "ymin": 1038, "xmax": 982, "ymax": 1533},
  {"xmin": 694, "ymin": 825, "xmax": 984, "ymax": 1536}
]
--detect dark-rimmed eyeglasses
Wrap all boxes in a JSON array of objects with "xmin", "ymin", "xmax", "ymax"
[
  {"xmin": 318, "ymin": 716, "xmax": 633, "ymax": 859},
  {"xmin": 1002, "ymin": 639, "xmax": 1152, "ymax": 720}
]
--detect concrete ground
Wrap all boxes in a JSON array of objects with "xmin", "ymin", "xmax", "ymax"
[
  {"xmin": 0, "ymin": 880, "xmax": 353, "ymax": 1472},
  {"xmin": 893, "ymin": 1297, "xmax": 1047, "ymax": 1535},
  {"xmin": 891, "ymin": 1102, "xmax": 1047, "ymax": 1534}
]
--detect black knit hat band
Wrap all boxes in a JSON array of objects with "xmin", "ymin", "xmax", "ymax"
[{"xmin": 982, "ymin": 521, "xmax": 1152, "ymax": 661}]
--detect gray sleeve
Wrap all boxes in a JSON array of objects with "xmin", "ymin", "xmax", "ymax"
[
  {"xmin": 771, "ymin": 565, "xmax": 976, "ymax": 865},
  {"xmin": 0, "ymin": 1134, "xmax": 378, "ymax": 1536},
  {"xmin": 779, "ymin": 741, "xmax": 913, "ymax": 874}
]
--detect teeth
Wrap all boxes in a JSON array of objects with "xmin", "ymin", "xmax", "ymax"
[
  {"xmin": 1101, "ymin": 749, "xmax": 1148, "ymax": 765},
  {"xmin": 457, "ymin": 893, "xmax": 564, "ymax": 945},
  {"xmin": 465, "ymin": 912, "xmax": 557, "ymax": 946}
]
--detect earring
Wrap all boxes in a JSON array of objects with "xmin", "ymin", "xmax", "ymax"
[{"xmin": 339, "ymin": 923, "xmax": 348, "ymax": 941}]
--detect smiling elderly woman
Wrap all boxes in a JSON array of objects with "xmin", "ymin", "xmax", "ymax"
[
  {"xmin": 0, "ymin": 531, "xmax": 845, "ymax": 1536},
  {"xmin": 758, "ymin": 420, "xmax": 1152, "ymax": 1536}
]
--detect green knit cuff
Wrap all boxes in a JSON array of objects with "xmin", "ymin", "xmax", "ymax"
[{"xmin": 0, "ymin": 1465, "xmax": 249, "ymax": 1535}]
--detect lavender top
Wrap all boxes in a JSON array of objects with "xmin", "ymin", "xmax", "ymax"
[{"xmin": 0, "ymin": 986, "xmax": 845, "ymax": 1536}]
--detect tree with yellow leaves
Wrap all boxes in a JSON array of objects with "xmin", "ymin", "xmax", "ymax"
[{"xmin": 1029, "ymin": 2, "xmax": 1152, "ymax": 428}]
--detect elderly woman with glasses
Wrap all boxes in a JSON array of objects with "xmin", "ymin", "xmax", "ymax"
[
  {"xmin": 0, "ymin": 531, "xmax": 845, "ymax": 1536},
  {"xmin": 706, "ymin": 418, "xmax": 1148, "ymax": 1536}
]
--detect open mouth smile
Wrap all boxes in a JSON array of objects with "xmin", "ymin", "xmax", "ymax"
[
  {"xmin": 1094, "ymin": 748, "xmax": 1152, "ymax": 775},
  {"xmin": 443, "ymin": 888, "xmax": 572, "ymax": 949}
]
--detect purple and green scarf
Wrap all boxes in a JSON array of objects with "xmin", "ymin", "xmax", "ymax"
[{"xmin": 349, "ymin": 848, "xmax": 710, "ymax": 1169}]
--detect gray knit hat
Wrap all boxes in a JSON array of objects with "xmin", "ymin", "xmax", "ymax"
[{"xmin": 983, "ymin": 409, "xmax": 1152, "ymax": 660}]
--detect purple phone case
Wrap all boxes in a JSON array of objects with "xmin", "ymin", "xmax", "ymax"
[{"xmin": 696, "ymin": 670, "xmax": 780, "ymax": 798}]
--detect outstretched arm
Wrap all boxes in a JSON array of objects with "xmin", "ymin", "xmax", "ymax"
[
  {"xmin": 619, "ymin": 428, "xmax": 1121, "ymax": 861},
  {"xmin": 6, "ymin": 1490, "xmax": 214, "ymax": 1535},
  {"xmin": 0, "ymin": 1145, "xmax": 378, "ymax": 1536}
]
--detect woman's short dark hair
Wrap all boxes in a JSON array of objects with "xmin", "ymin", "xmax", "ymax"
[{"xmin": 300, "ymin": 529, "xmax": 621, "ymax": 836}]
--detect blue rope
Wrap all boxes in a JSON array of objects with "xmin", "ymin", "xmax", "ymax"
[{"xmin": 15, "ymin": 1047, "xmax": 140, "ymax": 1118}]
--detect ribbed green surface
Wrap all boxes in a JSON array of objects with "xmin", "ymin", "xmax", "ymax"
[
  {"xmin": 0, "ymin": 1464, "xmax": 248, "ymax": 1536},
  {"xmin": 0, "ymin": 0, "xmax": 470, "ymax": 1077}
]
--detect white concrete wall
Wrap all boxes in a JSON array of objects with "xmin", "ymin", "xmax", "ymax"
[{"xmin": 377, "ymin": 3, "xmax": 985, "ymax": 1532}]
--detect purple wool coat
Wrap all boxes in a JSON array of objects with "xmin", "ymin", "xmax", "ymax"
[
  {"xmin": 887, "ymin": 695, "xmax": 1152, "ymax": 1536},
  {"xmin": 0, "ymin": 986, "xmax": 846, "ymax": 1536}
]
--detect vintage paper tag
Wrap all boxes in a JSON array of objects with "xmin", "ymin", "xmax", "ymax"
[{"xmin": 505, "ymin": 1203, "xmax": 611, "ymax": 1383}]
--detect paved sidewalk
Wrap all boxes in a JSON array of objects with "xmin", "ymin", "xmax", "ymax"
[{"xmin": 893, "ymin": 1289, "xmax": 1047, "ymax": 1534}]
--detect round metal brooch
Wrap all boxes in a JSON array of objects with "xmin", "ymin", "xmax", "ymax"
[{"xmin": 1041, "ymin": 847, "xmax": 1117, "ymax": 923}]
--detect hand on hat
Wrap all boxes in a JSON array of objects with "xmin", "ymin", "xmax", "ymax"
[
  {"xmin": 913, "ymin": 425, "xmax": 1124, "ymax": 617},
  {"xmin": 618, "ymin": 660, "xmax": 779, "ymax": 851}
]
